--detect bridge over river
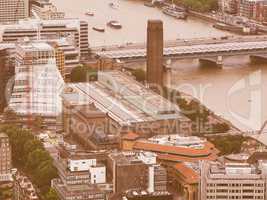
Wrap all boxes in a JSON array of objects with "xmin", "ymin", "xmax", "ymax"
[{"xmin": 92, "ymin": 36, "xmax": 267, "ymax": 65}]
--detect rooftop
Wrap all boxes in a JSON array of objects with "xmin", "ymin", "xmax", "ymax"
[
  {"xmin": 0, "ymin": 132, "xmax": 8, "ymax": 138},
  {"xmin": 62, "ymin": 71, "xmax": 187, "ymax": 126},
  {"xmin": 17, "ymin": 41, "xmax": 54, "ymax": 52},
  {"xmin": 174, "ymin": 162, "xmax": 199, "ymax": 184}
]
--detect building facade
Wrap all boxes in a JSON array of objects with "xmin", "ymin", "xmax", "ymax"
[
  {"xmin": 52, "ymin": 149, "xmax": 107, "ymax": 200},
  {"xmin": 0, "ymin": 18, "xmax": 88, "ymax": 67},
  {"xmin": 201, "ymin": 161, "xmax": 267, "ymax": 200},
  {"xmin": 0, "ymin": 133, "xmax": 12, "ymax": 182},
  {"xmin": 8, "ymin": 41, "xmax": 64, "ymax": 130},
  {"xmin": 0, "ymin": 0, "xmax": 29, "ymax": 23}
]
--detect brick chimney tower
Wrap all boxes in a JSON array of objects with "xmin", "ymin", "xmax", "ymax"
[{"xmin": 146, "ymin": 20, "xmax": 164, "ymax": 88}]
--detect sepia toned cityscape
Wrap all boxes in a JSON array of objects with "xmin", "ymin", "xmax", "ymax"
[{"xmin": 0, "ymin": 0, "xmax": 267, "ymax": 200}]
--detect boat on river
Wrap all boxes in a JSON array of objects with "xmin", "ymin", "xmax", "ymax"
[
  {"xmin": 92, "ymin": 26, "xmax": 105, "ymax": 32},
  {"xmin": 107, "ymin": 20, "xmax": 122, "ymax": 29},
  {"xmin": 85, "ymin": 11, "xmax": 94, "ymax": 16},
  {"xmin": 162, "ymin": 6, "xmax": 187, "ymax": 19}
]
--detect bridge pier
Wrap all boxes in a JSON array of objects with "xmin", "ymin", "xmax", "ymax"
[
  {"xmin": 199, "ymin": 56, "xmax": 223, "ymax": 68},
  {"xmin": 163, "ymin": 64, "xmax": 172, "ymax": 88},
  {"xmin": 250, "ymin": 54, "xmax": 267, "ymax": 64}
]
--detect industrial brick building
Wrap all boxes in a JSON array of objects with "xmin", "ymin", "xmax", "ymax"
[{"xmin": 62, "ymin": 71, "xmax": 191, "ymax": 140}]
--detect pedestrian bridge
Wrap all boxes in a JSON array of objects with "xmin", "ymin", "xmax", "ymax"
[{"xmin": 95, "ymin": 40, "xmax": 267, "ymax": 61}]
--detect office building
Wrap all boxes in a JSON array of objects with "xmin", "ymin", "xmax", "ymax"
[
  {"xmin": 8, "ymin": 41, "xmax": 64, "ymax": 129},
  {"xmin": 200, "ymin": 160, "xmax": 267, "ymax": 200},
  {"xmin": 30, "ymin": 0, "xmax": 65, "ymax": 20},
  {"xmin": 0, "ymin": 44, "xmax": 15, "ymax": 112},
  {"xmin": 0, "ymin": 18, "xmax": 88, "ymax": 60},
  {"xmin": 0, "ymin": 0, "xmax": 29, "ymax": 23},
  {"xmin": 108, "ymin": 151, "xmax": 168, "ymax": 196},
  {"xmin": 146, "ymin": 20, "xmax": 164, "ymax": 87},
  {"xmin": 52, "ymin": 148, "xmax": 107, "ymax": 200},
  {"xmin": 0, "ymin": 133, "xmax": 12, "ymax": 182}
]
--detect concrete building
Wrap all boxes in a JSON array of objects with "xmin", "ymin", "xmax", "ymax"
[
  {"xmin": 173, "ymin": 162, "xmax": 199, "ymax": 200},
  {"xmin": 0, "ymin": 44, "xmax": 15, "ymax": 112},
  {"xmin": 121, "ymin": 134, "xmax": 219, "ymax": 163},
  {"xmin": 0, "ymin": 0, "xmax": 29, "ymax": 24},
  {"xmin": 13, "ymin": 173, "xmax": 39, "ymax": 200},
  {"xmin": 239, "ymin": 0, "xmax": 267, "ymax": 22},
  {"xmin": 52, "ymin": 149, "xmax": 107, "ymax": 200},
  {"xmin": 200, "ymin": 160, "xmax": 267, "ymax": 200},
  {"xmin": 108, "ymin": 151, "xmax": 168, "ymax": 196},
  {"xmin": 30, "ymin": 0, "xmax": 65, "ymax": 20},
  {"xmin": 0, "ymin": 133, "xmax": 12, "ymax": 182},
  {"xmin": 219, "ymin": 0, "xmax": 239, "ymax": 14},
  {"xmin": 62, "ymin": 71, "xmax": 191, "ymax": 138},
  {"xmin": 0, "ymin": 18, "xmax": 88, "ymax": 60},
  {"xmin": 8, "ymin": 41, "xmax": 64, "ymax": 130},
  {"xmin": 146, "ymin": 20, "xmax": 164, "ymax": 88}
]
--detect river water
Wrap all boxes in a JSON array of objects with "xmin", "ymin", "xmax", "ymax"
[{"xmin": 52, "ymin": 0, "xmax": 267, "ymax": 131}]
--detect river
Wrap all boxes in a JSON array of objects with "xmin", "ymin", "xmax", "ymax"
[{"xmin": 51, "ymin": 0, "xmax": 267, "ymax": 131}]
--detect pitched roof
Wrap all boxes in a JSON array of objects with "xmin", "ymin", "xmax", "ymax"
[
  {"xmin": 122, "ymin": 132, "xmax": 140, "ymax": 141},
  {"xmin": 174, "ymin": 163, "xmax": 199, "ymax": 184}
]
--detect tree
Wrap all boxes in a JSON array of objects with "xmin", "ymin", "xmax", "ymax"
[
  {"xmin": 33, "ymin": 116, "xmax": 43, "ymax": 132},
  {"xmin": 45, "ymin": 188, "xmax": 59, "ymax": 200},
  {"xmin": 131, "ymin": 68, "xmax": 146, "ymax": 82},
  {"xmin": 26, "ymin": 149, "xmax": 51, "ymax": 171},
  {"xmin": 0, "ymin": 125, "xmax": 58, "ymax": 196},
  {"xmin": 70, "ymin": 65, "xmax": 97, "ymax": 82},
  {"xmin": 3, "ymin": 108, "xmax": 19, "ymax": 121},
  {"xmin": 208, "ymin": 135, "xmax": 246, "ymax": 155},
  {"xmin": 35, "ymin": 161, "xmax": 58, "ymax": 192}
]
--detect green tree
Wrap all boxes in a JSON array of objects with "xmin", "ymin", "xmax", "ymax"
[
  {"xmin": 26, "ymin": 149, "xmax": 51, "ymax": 171},
  {"xmin": 0, "ymin": 125, "xmax": 58, "ymax": 196},
  {"xmin": 33, "ymin": 116, "xmax": 43, "ymax": 132},
  {"xmin": 70, "ymin": 65, "xmax": 97, "ymax": 82},
  {"xmin": 131, "ymin": 68, "xmax": 146, "ymax": 82},
  {"xmin": 45, "ymin": 188, "xmax": 59, "ymax": 200}
]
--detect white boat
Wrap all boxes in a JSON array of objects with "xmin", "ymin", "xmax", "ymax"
[
  {"xmin": 162, "ymin": 6, "xmax": 187, "ymax": 19},
  {"xmin": 107, "ymin": 20, "xmax": 122, "ymax": 29},
  {"xmin": 85, "ymin": 11, "xmax": 94, "ymax": 16},
  {"xmin": 92, "ymin": 26, "xmax": 105, "ymax": 32}
]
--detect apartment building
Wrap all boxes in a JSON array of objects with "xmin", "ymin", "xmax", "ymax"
[
  {"xmin": 239, "ymin": 0, "xmax": 267, "ymax": 22},
  {"xmin": 200, "ymin": 161, "xmax": 267, "ymax": 200},
  {"xmin": 0, "ymin": 133, "xmax": 12, "ymax": 182},
  {"xmin": 13, "ymin": 173, "xmax": 39, "ymax": 200},
  {"xmin": 0, "ymin": 0, "xmax": 29, "ymax": 24}
]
